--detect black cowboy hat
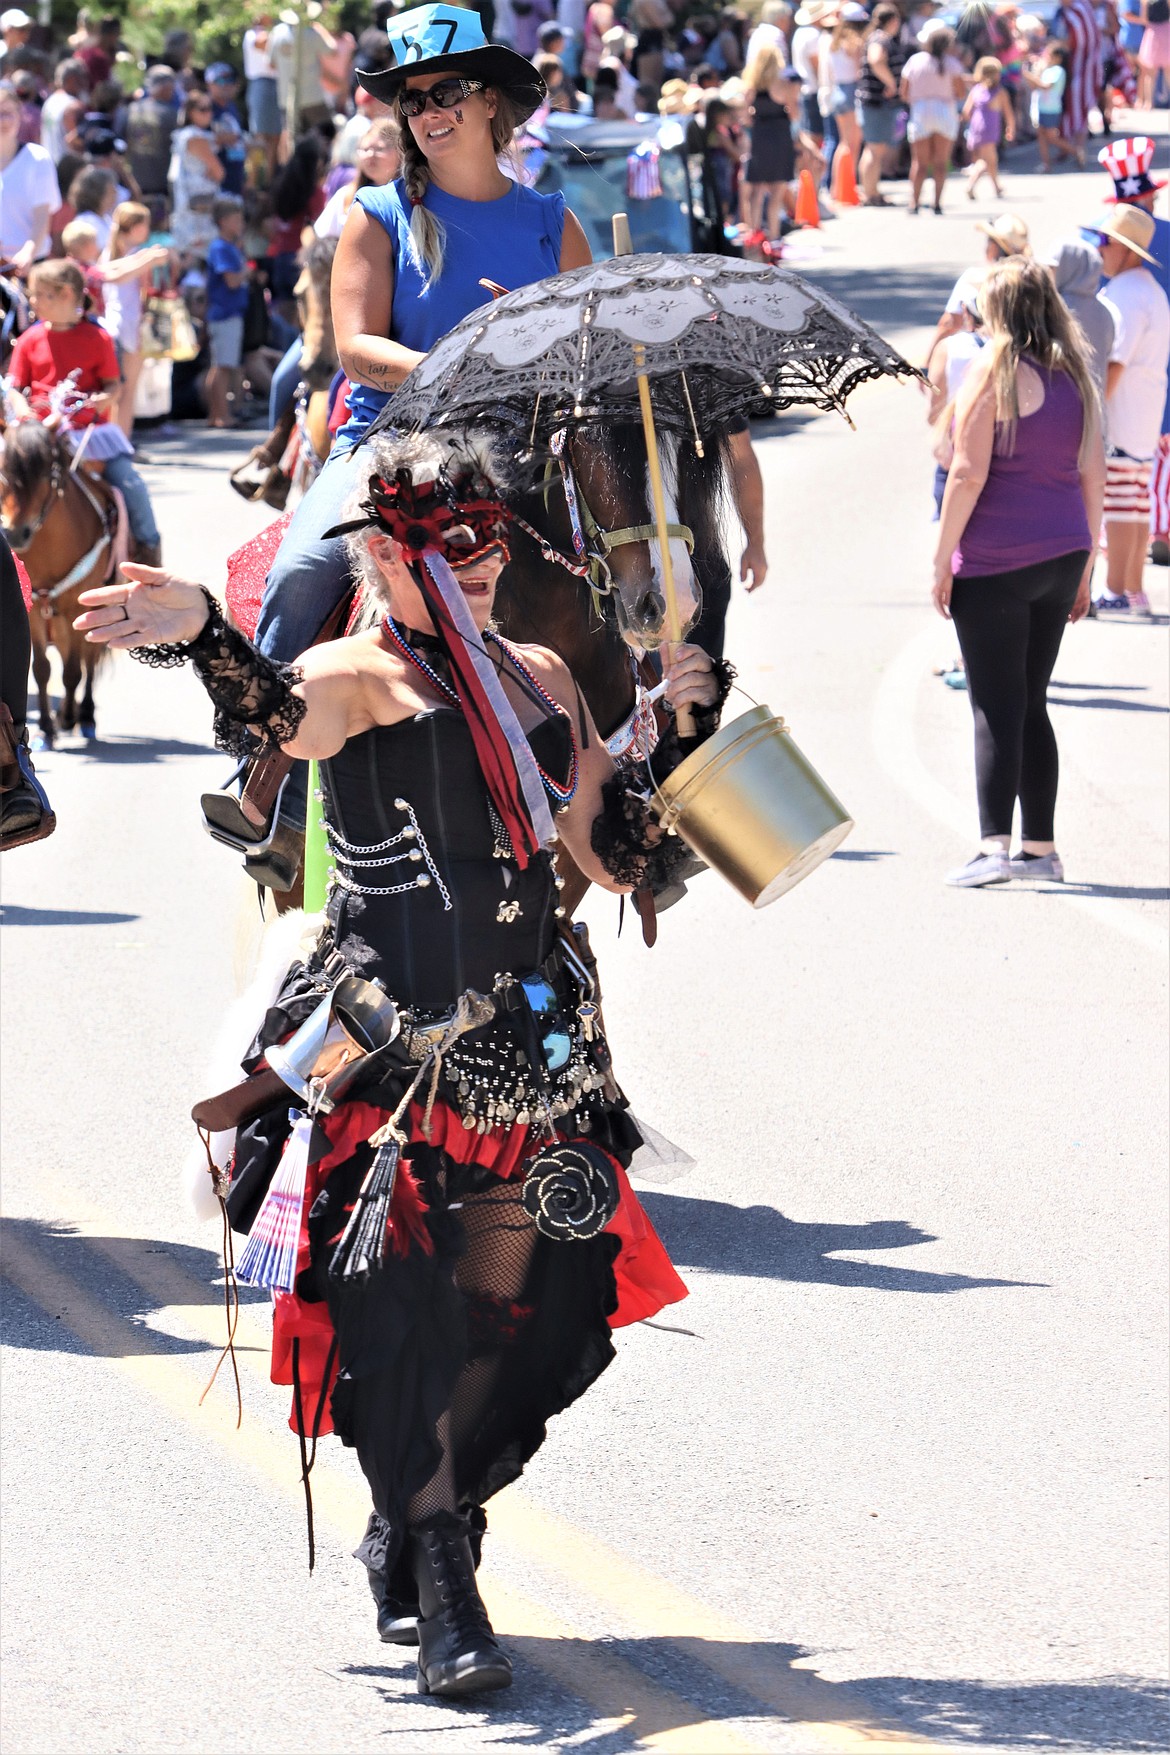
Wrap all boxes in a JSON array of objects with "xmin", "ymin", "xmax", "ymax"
[{"xmin": 356, "ymin": 3, "xmax": 546, "ymax": 122}]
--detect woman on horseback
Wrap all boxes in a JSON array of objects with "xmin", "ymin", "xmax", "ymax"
[
  {"xmin": 251, "ymin": 3, "xmax": 591, "ymax": 847},
  {"xmin": 76, "ymin": 427, "xmax": 722, "ymax": 1700}
]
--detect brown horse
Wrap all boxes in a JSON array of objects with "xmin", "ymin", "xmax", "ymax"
[{"xmin": 0, "ymin": 421, "xmax": 117, "ymax": 745}]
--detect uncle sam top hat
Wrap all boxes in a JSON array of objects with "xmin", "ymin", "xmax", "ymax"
[
  {"xmin": 1098, "ymin": 137, "xmax": 1166, "ymax": 204},
  {"xmin": 356, "ymin": 4, "xmax": 547, "ymax": 122}
]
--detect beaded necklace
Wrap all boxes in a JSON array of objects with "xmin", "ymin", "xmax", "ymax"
[{"xmin": 382, "ymin": 616, "xmax": 579, "ymax": 808}]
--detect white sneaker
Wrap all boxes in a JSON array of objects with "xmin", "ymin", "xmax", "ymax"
[
  {"xmin": 1009, "ymin": 850, "xmax": 1064, "ymax": 881},
  {"xmin": 945, "ymin": 850, "xmax": 1011, "ymax": 888}
]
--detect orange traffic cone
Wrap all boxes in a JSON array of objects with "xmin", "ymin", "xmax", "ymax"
[
  {"xmin": 794, "ymin": 167, "xmax": 820, "ymax": 229},
  {"xmin": 831, "ymin": 144, "xmax": 860, "ymax": 207}
]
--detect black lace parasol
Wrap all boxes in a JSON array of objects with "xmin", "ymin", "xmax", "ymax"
[{"xmin": 367, "ymin": 252, "xmax": 917, "ymax": 447}]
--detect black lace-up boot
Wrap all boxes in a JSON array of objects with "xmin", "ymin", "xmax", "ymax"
[
  {"xmin": 367, "ymin": 1570, "xmax": 420, "ymax": 1646},
  {"xmin": 408, "ymin": 1512, "xmax": 512, "ymax": 1697}
]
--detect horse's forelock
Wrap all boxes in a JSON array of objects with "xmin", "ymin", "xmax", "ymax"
[
  {"xmin": 574, "ymin": 421, "xmax": 730, "ymax": 554},
  {"xmin": 1, "ymin": 421, "xmax": 59, "ymax": 510}
]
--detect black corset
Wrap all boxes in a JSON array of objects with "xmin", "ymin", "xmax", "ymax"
[{"xmin": 319, "ymin": 708, "xmax": 573, "ymax": 1012}]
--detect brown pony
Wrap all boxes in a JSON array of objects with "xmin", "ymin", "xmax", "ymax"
[{"xmin": 0, "ymin": 421, "xmax": 117, "ymax": 744}]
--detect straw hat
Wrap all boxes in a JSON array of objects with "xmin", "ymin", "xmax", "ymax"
[
  {"xmin": 658, "ymin": 77, "xmax": 694, "ymax": 113},
  {"xmin": 976, "ymin": 211, "xmax": 1031, "ymax": 255},
  {"xmin": 1087, "ymin": 203, "xmax": 1159, "ymax": 265},
  {"xmin": 793, "ymin": 1, "xmax": 837, "ymax": 26}
]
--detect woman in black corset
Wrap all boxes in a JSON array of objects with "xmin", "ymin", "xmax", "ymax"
[{"xmin": 76, "ymin": 431, "xmax": 722, "ymax": 1701}]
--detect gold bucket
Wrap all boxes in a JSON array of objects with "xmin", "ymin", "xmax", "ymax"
[{"xmin": 653, "ymin": 705, "xmax": 853, "ymax": 908}]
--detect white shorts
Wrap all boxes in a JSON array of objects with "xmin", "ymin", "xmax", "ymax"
[
  {"xmin": 908, "ymin": 98, "xmax": 959, "ymax": 142},
  {"xmin": 207, "ymin": 314, "xmax": 244, "ymax": 370}
]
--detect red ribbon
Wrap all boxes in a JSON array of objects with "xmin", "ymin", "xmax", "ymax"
[{"xmin": 410, "ymin": 562, "xmax": 542, "ymax": 871}]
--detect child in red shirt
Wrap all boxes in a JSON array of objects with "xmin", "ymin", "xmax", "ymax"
[{"xmin": 7, "ymin": 261, "xmax": 161, "ymax": 561}]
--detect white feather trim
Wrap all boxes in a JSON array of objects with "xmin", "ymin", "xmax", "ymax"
[{"xmin": 184, "ymin": 908, "xmax": 326, "ymax": 1221}]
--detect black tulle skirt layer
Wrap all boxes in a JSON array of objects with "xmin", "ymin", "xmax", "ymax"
[{"xmin": 227, "ymin": 953, "xmax": 686, "ymax": 1594}]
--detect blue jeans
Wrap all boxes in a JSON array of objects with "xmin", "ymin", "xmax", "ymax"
[
  {"xmin": 255, "ymin": 441, "xmax": 365, "ymax": 828},
  {"xmin": 268, "ymin": 336, "xmax": 303, "ymax": 428},
  {"xmin": 104, "ymin": 455, "xmax": 160, "ymax": 547}
]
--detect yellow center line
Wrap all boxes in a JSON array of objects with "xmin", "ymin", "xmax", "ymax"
[
  {"xmin": 11, "ymin": 1212, "xmax": 942, "ymax": 1751},
  {"xmin": 2, "ymin": 1224, "xmax": 761, "ymax": 1755}
]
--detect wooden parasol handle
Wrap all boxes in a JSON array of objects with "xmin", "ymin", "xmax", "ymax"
[{"xmin": 611, "ymin": 214, "xmax": 695, "ymax": 737}]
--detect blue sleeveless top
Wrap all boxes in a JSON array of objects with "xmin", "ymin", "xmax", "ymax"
[{"xmin": 339, "ymin": 177, "xmax": 566, "ymax": 443}]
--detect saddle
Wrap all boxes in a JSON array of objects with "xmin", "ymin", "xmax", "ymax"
[{"xmin": 28, "ymin": 474, "xmax": 126, "ymax": 621}]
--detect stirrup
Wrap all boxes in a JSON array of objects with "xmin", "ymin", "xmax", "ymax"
[{"xmin": 200, "ymin": 771, "xmax": 291, "ymax": 858}]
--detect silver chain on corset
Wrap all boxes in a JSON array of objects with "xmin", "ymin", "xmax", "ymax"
[{"xmin": 328, "ymin": 796, "xmax": 453, "ymax": 910}]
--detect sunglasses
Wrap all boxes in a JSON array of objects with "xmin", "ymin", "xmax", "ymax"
[{"xmin": 398, "ymin": 76, "xmax": 484, "ymax": 118}]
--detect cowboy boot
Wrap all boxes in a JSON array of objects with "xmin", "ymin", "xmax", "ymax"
[
  {"xmin": 230, "ymin": 410, "xmax": 296, "ymax": 505},
  {"xmin": 0, "ymin": 702, "xmax": 56, "ymax": 851},
  {"xmin": 409, "ymin": 1511, "xmax": 512, "ymax": 1698}
]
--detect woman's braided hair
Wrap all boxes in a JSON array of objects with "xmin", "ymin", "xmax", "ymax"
[{"xmin": 399, "ymin": 87, "xmax": 525, "ymax": 287}]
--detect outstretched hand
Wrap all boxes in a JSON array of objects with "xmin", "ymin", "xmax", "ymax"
[{"xmin": 74, "ymin": 564, "xmax": 212, "ymax": 651}]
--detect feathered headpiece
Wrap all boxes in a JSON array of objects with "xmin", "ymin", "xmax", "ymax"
[
  {"xmin": 325, "ymin": 462, "xmax": 555, "ymax": 870},
  {"xmin": 327, "ymin": 467, "xmax": 511, "ymax": 566}
]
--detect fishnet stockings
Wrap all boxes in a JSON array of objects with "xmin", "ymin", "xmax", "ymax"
[{"xmin": 406, "ymin": 1181, "xmax": 537, "ymax": 1523}]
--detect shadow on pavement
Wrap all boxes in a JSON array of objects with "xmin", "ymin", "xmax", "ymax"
[
  {"xmin": 1049, "ymin": 692, "xmax": 1168, "ymax": 715},
  {"xmin": 799, "ymin": 262, "xmax": 959, "ymax": 336},
  {"xmin": 0, "ymin": 905, "xmax": 140, "ymax": 926},
  {"xmin": 73, "ymin": 734, "xmax": 216, "ymax": 762},
  {"xmin": 21, "ymin": 696, "xmax": 215, "ymax": 762},
  {"xmin": 0, "ymin": 1217, "xmax": 266, "ymax": 1357},
  {"xmin": 830, "ymin": 848, "xmax": 897, "ymax": 861},
  {"xmin": 852, "ymin": 1671, "xmax": 1170, "ymax": 1751},
  {"xmin": 638, "ymin": 1196, "xmax": 1042, "ymax": 1292},
  {"xmin": 1001, "ymin": 882, "xmax": 1170, "ymax": 902},
  {"xmin": 1050, "ymin": 680, "xmax": 1149, "ymax": 691},
  {"xmin": 336, "ymin": 1643, "xmax": 1168, "ymax": 1752}
]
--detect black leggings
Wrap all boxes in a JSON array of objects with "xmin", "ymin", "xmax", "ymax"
[
  {"xmin": 949, "ymin": 550, "xmax": 1086, "ymax": 842},
  {"xmin": 1, "ymin": 535, "xmax": 32, "ymax": 729}
]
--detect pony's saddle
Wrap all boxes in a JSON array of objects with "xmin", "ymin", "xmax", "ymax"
[{"xmin": 73, "ymin": 471, "xmax": 129, "ymax": 590}]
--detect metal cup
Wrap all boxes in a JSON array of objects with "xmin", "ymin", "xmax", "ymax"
[{"xmin": 266, "ymin": 975, "xmax": 400, "ymax": 1111}]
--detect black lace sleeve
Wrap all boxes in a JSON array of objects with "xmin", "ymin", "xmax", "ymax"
[
  {"xmin": 130, "ymin": 589, "xmax": 307, "ymax": 758},
  {"xmin": 590, "ymin": 658, "xmax": 735, "ymax": 894},
  {"xmin": 589, "ymin": 766, "xmax": 698, "ymax": 895}
]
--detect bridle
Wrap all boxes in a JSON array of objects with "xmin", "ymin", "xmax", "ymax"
[
  {"xmin": 1, "ymin": 438, "xmax": 115, "ymax": 613},
  {"xmin": 511, "ymin": 428, "xmax": 695, "ymax": 623},
  {"xmin": 1, "ymin": 445, "xmax": 65, "ymax": 551}
]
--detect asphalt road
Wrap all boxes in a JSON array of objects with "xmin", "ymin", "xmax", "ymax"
[{"xmin": 2, "ymin": 128, "xmax": 1167, "ymax": 1755}]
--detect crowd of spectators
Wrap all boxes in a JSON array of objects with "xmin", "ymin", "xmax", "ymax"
[
  {"xmin": 0, "ymin": 6, "xmax": 402, "ymax": 426},
  {"xmin": 0, "ymin": 0, "xmax": 1165, "ymax": 434}
]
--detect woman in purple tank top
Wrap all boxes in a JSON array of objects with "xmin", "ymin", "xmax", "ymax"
[{"xmin": 931, "ymin": 257, "xmax": 1106, "ymax": 889}]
